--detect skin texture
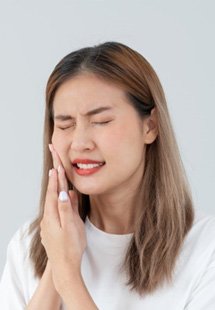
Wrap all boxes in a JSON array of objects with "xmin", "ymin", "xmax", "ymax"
[
  {"xmin": 26, "ymin": 260, "xmax": 62, "ymax": 309},
  {"xmin": 28, "ymin": 73, "xmax": 157, "ymax": 309},
  {"xmin": 28, "ymin": 147, "xmax": 98, "ymax": 309},
  {"xmin": 52, "ymin": 72, "xmax": 158, "ymax": 234}
]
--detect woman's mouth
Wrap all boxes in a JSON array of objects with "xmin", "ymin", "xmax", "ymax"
[{"xmin": 72, "ymin": 162, "xmax": 105, "ymax": 176}]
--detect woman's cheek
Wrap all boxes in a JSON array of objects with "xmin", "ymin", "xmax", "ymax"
[{"xmin": 51, "ymin": 131, "xmax": 65, "ymax": 154}]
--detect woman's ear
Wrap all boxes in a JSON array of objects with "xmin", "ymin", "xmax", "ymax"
[{"xmin": 143, "ymin": 108, "xmax": 158, "ymax": 144}]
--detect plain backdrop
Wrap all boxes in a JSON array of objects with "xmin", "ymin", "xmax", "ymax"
[{"xmin": 0, "ymin": 0, "xmax": 214, "ymax": 275}]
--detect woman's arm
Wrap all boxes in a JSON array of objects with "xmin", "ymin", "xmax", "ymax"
[
  {"xmin": 54, "ymin": 266, "xmax": 98, "ymax": 310},
  {"xmin": 38, "ymin": 145, "xmax": 99, "ymax": 309},
  {"xmin": 26, "ymin": 261, "xmax": 62, "ymax": 310}
]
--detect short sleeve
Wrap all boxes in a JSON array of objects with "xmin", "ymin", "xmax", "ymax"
[
  {"xmin": 185, "ymin": 250, "xmax": 215, "ymax": 310},
  {"xmin": 0, "ymin": 222, "xmax": 32, "ymax": 309}
]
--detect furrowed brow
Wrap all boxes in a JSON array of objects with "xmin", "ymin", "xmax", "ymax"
[
  {"xmin": 83, "ymin": 106, "xmax": 113, "ymax": 116},
  {"xmin": 54, "ymin": 115, "xmax": 73, "ymax": 121},
  {"xmin": 54, "ymin": 106, "xmax": 113, "ymax": 121}
]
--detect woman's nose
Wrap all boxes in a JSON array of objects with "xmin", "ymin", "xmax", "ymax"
[{"xmin": 70, "ymin": 125, "xmax": 95, "ymax": 152}]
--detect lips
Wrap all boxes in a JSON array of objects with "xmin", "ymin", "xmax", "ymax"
[
  {"xmin": 72, "ymin": 159, "xmax": 105, "ymax": 166},
  {"xmin": 72, "ymin": 159, "xmax": 106, "ymax": 176}
]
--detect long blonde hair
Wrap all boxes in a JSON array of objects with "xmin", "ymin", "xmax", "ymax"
[{"xmin": 29, "ymin": 41, "xmax": 194, "ymax": 295}]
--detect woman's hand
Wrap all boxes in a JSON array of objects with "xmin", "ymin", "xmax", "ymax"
[
  {"xmin": 40, "ymin": 144, "xmax": 87, "ymax": 294},
  {"xmin": 26, "ymin": 259, "xmax": 62, "ymax": 309}
]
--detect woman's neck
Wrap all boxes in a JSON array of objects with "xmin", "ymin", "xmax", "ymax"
[{"xmin": 88, "ymin": 189, "xmax": 143, "ymax": 234}]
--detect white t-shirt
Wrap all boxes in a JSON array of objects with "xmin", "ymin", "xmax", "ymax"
[{"xmin": 1, "ymin": 209, "xmax": 215, "ymax": 309}]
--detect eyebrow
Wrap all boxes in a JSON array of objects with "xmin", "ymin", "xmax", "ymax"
[{"xmin": 54, "ymin": 106, "xmax": 113, "ymax": 121}]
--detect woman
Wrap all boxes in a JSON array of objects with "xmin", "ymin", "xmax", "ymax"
[{"xmin": 1, "ymin": 41, "xmax": 215, "ymax": 309}]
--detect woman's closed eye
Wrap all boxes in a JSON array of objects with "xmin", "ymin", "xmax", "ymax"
[
  {"xmin": 92, "ymin": 120, "xmax": 112, "ymax": 125},
  {"xmin": 56, "ymin": 120, "xmax": 113, "ymax": 130},
  {"xmin": 56, "ymin": 124, "xmax": 75, "ymax": 130}
]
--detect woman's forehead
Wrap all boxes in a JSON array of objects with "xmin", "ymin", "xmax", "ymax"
[{"xmin": 52, "ymin": 80, "xmax": 131, "ymax": 116}]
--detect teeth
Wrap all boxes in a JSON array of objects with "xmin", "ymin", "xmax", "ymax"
[{"xmin": 76, "ymin": 163, "xmax": 103, "ymax": 169}]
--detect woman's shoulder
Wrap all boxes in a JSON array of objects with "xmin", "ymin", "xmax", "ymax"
[
  {"xmin": 192, "ymin": 208, "xmax": 215, "ymax": 236},
  {"xmin": 183, "ymin": 209, "xmax": 215, "ymax": 262},
  {"xmin": 1, "ymin": 219, "xmax": 40, "ymax": 306},
  {"xmin": 7, "ymin": 218, "xmax": 36, "ymax": 256},
  {"xmin": 172, "ymin": 209, "xmax": 215, "ymax": 284}
]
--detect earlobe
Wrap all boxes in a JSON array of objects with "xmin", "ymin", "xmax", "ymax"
[{"xmin": 144, "ymin": 108, "xmax": 158, "ymax": 144}]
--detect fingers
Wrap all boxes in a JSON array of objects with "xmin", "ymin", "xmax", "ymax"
[
  {"xmin": 43, "ymin": 168, "xmax": 59, "ymax": 222},
  {"xmin": 48, "ymin": 144, "xmax": 61, "ymax": 170},
  {"xmin": 49, "ymin": 144, "xmax": 68, "ymax": 193},
  {"xmin": 57, "ymin": 188, "xmax": 79, "ymax": 230},
  {"xmin": 68, "ymin": 190, "xmax": 79, "ymax": 215},
  {"xmin": 58, "ymin": 190, "xmax": 74, "ymax": 229},
  {"xmin": 44, "ymin": 144, "xmax": 78, "ymax": 230},
  {"xmin": 57, "ymin": 165, "xmax": 68, "ymax": 192}
]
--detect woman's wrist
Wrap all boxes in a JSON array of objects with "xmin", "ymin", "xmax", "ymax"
[
  {"xmin": 52, "ymin": 264, "xmax": 82, "ymax": 297},
  {"xmin": 26, "ymin": 261, "xmax": 62, "ymax": 309},
  {"xmin": 57, "ymin": 272, "xmax": 98, "ymax": 310}
]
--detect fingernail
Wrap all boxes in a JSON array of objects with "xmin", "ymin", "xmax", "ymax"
[
  {"xmin": 58, "ymin": 165, "xmax": 61, "ymax": 173},
  {"xmin": 59, "ymin": 191, "xmax": 68, "ymax": 202},
  {"xmin": 49, "ymin": 169, "xmax": 52, "ymax": 177},
  {"xmin": 48, "ymin": 144, "xmax": 54, "ymax": 152}
]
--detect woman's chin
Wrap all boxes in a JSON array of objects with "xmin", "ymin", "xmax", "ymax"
[{"xmin": 73, "ymin": 184, "xmax": 104, "ymax": 196}]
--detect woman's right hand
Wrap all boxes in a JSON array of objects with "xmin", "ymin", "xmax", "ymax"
[{"xmin": 26, "ymin": 260, "xmax": 62, "ymax": 310}]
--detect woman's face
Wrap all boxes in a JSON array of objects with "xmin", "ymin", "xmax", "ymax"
[{"xmin": 52, "ymin": 73, "xmax": 152, "ymax": 196}]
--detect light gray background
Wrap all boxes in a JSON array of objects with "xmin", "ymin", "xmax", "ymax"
[{"xmin": 0, "ymin": 0, "xmax": 214, "ymax": 274}]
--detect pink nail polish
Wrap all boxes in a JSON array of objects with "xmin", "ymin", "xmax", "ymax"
[{"xmin": 48, "ymin": 144, "xmax": 54, "ymax": 152}]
